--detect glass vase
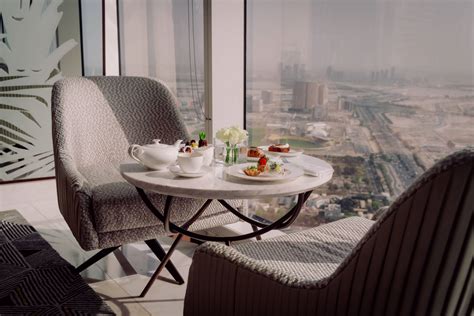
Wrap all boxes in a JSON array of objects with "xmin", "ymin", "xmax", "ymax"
[{"xmin": 225, "ymin": 144, "xmax": 239, "ymax": 165}]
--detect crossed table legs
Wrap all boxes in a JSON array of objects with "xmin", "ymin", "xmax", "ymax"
[{"xmin": 136, "ymin": 188, "xmax": 313, "ymax": 297}]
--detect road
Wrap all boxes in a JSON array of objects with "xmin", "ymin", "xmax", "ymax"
[{"xmin": 352, "ymin": 97, "xmax": 424, "ymax": 196}]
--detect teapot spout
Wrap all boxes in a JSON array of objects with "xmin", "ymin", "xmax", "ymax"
[{"xmin": 173, "ymin": 140, "xmax": 183, "ymax": 148}]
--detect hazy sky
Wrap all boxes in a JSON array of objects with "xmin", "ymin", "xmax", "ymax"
[{"xmin": 247, "ymin": 0, "xmax": 473, "ymax": 80}]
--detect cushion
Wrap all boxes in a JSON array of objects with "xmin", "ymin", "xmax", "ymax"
[
  {"xmin": 80, "ymin": 165, "xmax": 238, "ymax": 234},
  {"xmin": 199, "ymin": 217, "xmax": 374, "ymax": 285}
]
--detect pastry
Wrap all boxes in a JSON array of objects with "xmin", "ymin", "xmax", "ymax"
[
  {"xmin": 190, "ymin": 140, "xmax": 198, "ymax": 149},
  {"xmin": 179, "ymin": 146, "xmax": 193, "ymax": 153},
  {"xmin": 268, "ymin": 143, "xmax": 290, "ymax": 153},
  {"xmin": 244, "ymin": 166, "xmax": 261, "ymax": 177},
  {"xmin": 247, "ymin": 147, "xmax": 264, "ymax": 158}
]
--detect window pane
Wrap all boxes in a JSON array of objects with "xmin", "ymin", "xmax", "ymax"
[
  {"xmin": 0, "ymin": 0, "xmax": 83, "ymax": 182},
  {"xmin": 246, "ymin": 0, "xmax": 474, "ymax": 228},
  {"xmin": 81, "ymin": 0, "xmax": 103, "ymax": 75},
  {"xmin": 118, "ymin": 0, "xmax": 205, "ymax": 136}
]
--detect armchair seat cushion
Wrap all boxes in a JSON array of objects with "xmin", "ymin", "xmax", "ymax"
[
  {"xmin": 81, "ymin": 165, "xmax": 237, "ymax": 234},
  {"xmin": 199, "ymin": 216, "xmax": 374, "ymax": 286}
]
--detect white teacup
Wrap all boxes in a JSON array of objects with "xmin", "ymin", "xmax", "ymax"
[
  {"xmin": 194, "ymin": 146, "xmax": 214, "ymax": 166},
  {"xmin": 177, "ymin": 152, "xmax": 204, "ymax": 173}
]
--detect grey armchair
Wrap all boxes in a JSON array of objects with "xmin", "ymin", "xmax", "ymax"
[
  {"xmin": 184, "ymin": 148, "xmax": 473, "ymax": 315},
  {"xmin": 51, "ymin": 76, "xmax": 238, "ymax": 295}
]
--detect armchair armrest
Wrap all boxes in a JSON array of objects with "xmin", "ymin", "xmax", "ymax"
[
  {"xmin": 57, "ymin": 151, "xmax": 90, "ymax": 195},
  {"xmin": 372, "ymin": 206, "xmax": 389, "ymax": 221},
  {"xmin": 54, "ymin": 151, "xmax": 99, "ymax": 250}
]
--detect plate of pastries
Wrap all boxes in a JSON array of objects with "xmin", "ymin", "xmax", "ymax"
[
  {"xmin": 258, "ymin": 143, "xmax": 303, "ymax": 157},
  {"xmin": 225, "ymin": 156, "xmax": 303, "ymax": 182}
]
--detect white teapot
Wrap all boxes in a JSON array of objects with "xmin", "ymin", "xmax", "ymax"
[{"xmin": 128, "ymin": 139, "xmax": 182, "ymax": 170}]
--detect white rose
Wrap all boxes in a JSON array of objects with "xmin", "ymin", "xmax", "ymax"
[
  {"xmin": 239, "ymin": 129, "xmax": 248, "ymax": 143},
  {"xmin": 216, "ymin": 126, "xmax": 248, "ymax": 145},
  {"xmin": 216, "ymin": 127, "xmax": 230, "ymax": 143},
  {"xmin": 229, "ymin": 131, "xmax": 240, "ymax": 145}
]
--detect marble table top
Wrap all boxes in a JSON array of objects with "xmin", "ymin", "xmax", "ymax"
[{"xmin": 120, "ymin": 155, "xmax": 333, "ymax": 200}]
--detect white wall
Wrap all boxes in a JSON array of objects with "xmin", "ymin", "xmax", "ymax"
[{"xmin": 210, "ymin": 0, "xmax": 245, "ymax": 134}]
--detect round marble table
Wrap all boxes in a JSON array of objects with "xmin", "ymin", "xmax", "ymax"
[
  {"xmin": 120, "ymin": 155, "xmax": 334, "ymax": 242},
  {"xmin": 120, "ymin": 155, "xmax": 333, "ymax": 296},
  {"xmin": 120, "ymin": 157, "xmax": 333, "ymax": 200}
]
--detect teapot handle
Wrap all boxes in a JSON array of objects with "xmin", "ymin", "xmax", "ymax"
[{"xmin": 128, "ymin": 144, "xmax": 144, "ymax": 165}]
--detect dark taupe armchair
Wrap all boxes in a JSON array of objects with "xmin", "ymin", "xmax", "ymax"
[
  {"xmin": 51, "ymin": 76, "xmax": 238, "ymax": 295},
  {"xmin": 184, "ymin": 149, "xmax": 473, "ymax": 315}
]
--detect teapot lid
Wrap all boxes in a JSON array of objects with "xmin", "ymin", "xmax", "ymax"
[
  {"xmin": 143, "ymin": 139, "xmax": 169, "ymax": 148},
  {"xmin": 142, "ymin": 139, "xmax": 183, "ymax": 149}
]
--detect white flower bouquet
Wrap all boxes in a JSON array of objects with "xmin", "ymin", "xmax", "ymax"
[
  {"xmin": 216, "ymin": 126, "xmax": 248, "ymax": 145},
  {"xmin": 215, "ymin": 126, "xmax": 248, "ymax": 163}
]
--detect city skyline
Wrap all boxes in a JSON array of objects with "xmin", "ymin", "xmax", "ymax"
[{"xmin": 247, "ymin": 0, "xmax": 473, "ymax": 81}]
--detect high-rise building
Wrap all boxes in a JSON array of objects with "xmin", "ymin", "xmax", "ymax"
[
  {"xmin": 246, "ymin": 95, "xmax": 263, "ymax": 112},
  {"xmin": 261, "ymin": 90, "xmax": 274, "ymax": 104},
  {"xmin": 318, "ymin": 83, "xmax": 328, "ymax": 105},
  {"xmin": 390, "ymin": 67, "xmax": 395, "ymax": 80},
  {"xmin": 337, "ymin": 97, "xmax": 345, "ymax": 111},
  {"xmin": 306, "ymin": 82, "xmax": 319, "ymax": 108},
  {"xmin": 326, "ymin": 66, "xmax": 333, "ymax": 79},
  {"xmin": 299, "ymin": 64, "xmax": 306, "ymax": 80},
  {"xmin": 292, "ymin": 81, "xmax": 307, "ymax": 110},
  {"xmin": 292, "ymin": 81, "xmax": 328, "ymax": 111},
  {"xmin": 292, "ymin": 64, "xmax": 299, "ymax": 80}
]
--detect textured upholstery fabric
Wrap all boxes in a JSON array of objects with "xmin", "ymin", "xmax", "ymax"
[
  {"xmin": 52, "ymin": 76, "xmax": 238, "ymax": 251},
  {"xmin": 185, "ymin": 148, "xmax": 474, "ymax": 316},
  {"xmin": 82, "ymin": 164, "xmax": 236, "ymax": 234},
  {"xmin": 199, "ymin": 217, "xmax": 373, "ymax": 287}
]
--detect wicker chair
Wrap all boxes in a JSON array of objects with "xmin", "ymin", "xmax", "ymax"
[
  {"xmin": 51, "ymin": 76, "xmax": 238, "ymax": 295},
  {"xmin": 184, "ymin": 148, "xmax": 473, "ymax": 315}
]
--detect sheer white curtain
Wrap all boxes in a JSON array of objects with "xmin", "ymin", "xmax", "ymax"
[{"xmin": 118, "ymin": 0, "xmax": 205, "ymax": 136}]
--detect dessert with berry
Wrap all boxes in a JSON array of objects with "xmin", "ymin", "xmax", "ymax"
[
  {"xmin": 257, "ymin": 156, "xmax": 268, "ymax": 172},
  {"xmin": 268, "ymin": 143, "xmax": 290, "ymax": 153},
  {"xmin": 247, "ymin": 146, "xmax": 264, "ymax": 158},
  {"xmin": 242, "ymin": 156, "xmax": 284, "ymax": 177}
]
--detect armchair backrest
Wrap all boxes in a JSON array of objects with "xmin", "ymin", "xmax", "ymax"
[
  {"xmin": 324, "ymin": 149, "xmax": 473, "ymax": 315},
  {"xmin": 52, "ymin": 76, "xmax": 189, "ymax": 169}
]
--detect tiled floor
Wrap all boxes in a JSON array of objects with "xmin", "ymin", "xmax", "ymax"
[{"xmin": 0, "ymin": 179, "xmax": 284, "ymax": 315}]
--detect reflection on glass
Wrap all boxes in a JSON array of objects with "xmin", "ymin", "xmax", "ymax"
[
  {"xmin": 81, "ymin": 0, "xmax": 103, "ymax": 75},
  {"xmin": 246, "ymin": 0, "xmax": 474, "ymax": 229},
  {"xmin": 0, "ymin": 0, "xmax": 79, "ymax": 181},
  {"xmin": 118, "ymin": 0, "xmax": 205, "ymax": 136}
]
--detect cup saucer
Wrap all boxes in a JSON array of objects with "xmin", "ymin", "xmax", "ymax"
[{"xmin": 169, "ymin": 165, "xmax": 211, "ymax": 178}]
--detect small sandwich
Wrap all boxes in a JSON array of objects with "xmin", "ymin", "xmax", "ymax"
[
  {"xmin": 268, "ymin": 143, "xmax": 290, "ymax": 153},
  {"xmin": 244, "ymin": 165, "xmax": 261, "ymax": 177},
  {"xmin": 247, "ymin": 147, "xmax": 264, "ymax": 158}
]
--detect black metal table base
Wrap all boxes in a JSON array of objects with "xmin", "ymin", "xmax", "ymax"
[
  {"xmin": 74, "ymin": 238, "xmax": 185, "ymax": 291},
  {"xmin": 136, "ymin": 188, "xmax": 313, "ymax": 296}
]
